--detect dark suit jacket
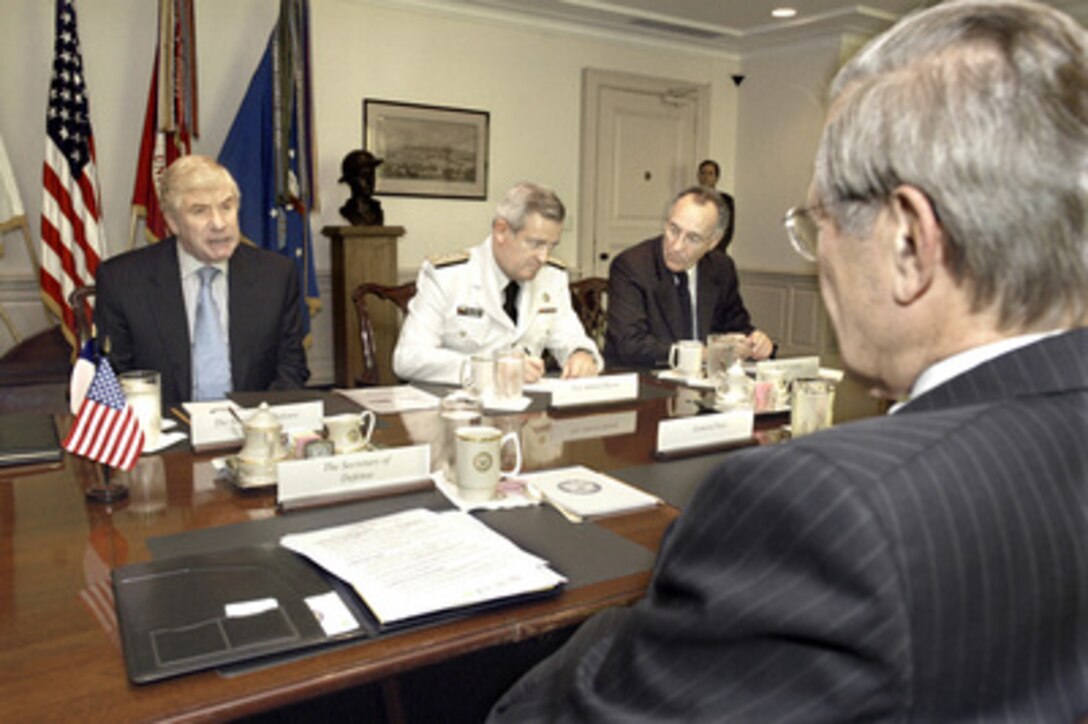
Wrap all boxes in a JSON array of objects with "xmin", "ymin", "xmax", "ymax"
[
  {"xmin": 95, "ymin": 238, "xmax": 309, "ymax": 406},
  {"xmin": 604, "ymin": 236, "xmax": 754, "ymax": 368},
  {"xmin": 491, "ymin": 328, "xmax": 1088, "ymax": 722}
]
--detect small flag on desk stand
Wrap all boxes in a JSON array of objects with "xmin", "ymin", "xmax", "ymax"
[{"xmin": 63, "ymin": 347, "xmax": 145, "ymax": 501}]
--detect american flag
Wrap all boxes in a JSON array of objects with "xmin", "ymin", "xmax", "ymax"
[
  {"xmin": 40, "ymin": 0, "xmax": 104, "ymax": 353},
  {"xmin": 63, "ymin": 357, "xmax": 145, "ymax": 471}
]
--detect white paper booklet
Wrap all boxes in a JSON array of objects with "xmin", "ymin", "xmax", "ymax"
[
  {"xmin": 519, "ymin": 465, "xmax": 661, "ymax": 519},
  {"xmin": 281, "ymin": 508, "xmax": 565, "ymax": 626}
]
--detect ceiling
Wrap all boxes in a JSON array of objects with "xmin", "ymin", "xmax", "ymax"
[{"xmin": 422, "ymin": 0, "xmax": 1088, "ymax": 52}]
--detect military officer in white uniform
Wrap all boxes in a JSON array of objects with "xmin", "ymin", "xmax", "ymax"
[{"xmin": 393, "ymin": 182, "xmax": 602, "ymax": 385}]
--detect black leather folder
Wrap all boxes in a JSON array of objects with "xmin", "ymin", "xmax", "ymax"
[
  {"xmin": 113, "ymin": 544, "xmax": 374, "ymax": 684},
  {"xmin": 0, "ymin": 413, "xmax": 62, "ymax": 468}
]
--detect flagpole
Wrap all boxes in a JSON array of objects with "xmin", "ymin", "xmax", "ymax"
[{"xmin": 85, "ymin": 463, "xmax": 129, "ymax": 504}]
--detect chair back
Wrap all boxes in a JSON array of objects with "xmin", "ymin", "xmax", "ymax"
[
  {"xmin": 351, "ymin": 281, "xmax": 416, "ymax": 386},
  {"xmin": 68, "ymin": 285, "xmax": 96, "ymax": 346},
  {"xmin": 569, "ymin": 277, "xmax": 608, "ymax": 350}
]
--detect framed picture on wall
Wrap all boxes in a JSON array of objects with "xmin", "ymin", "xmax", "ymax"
[{"xmin": 363, "ymin": 99, "xmax": 489, "ymax": 200}]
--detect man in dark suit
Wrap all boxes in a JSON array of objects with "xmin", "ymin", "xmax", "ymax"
[
  {"xmin": 492, "ymin": 1, "xmax": 1088, "ymax": 721},
  {"xmin": 604, "ymin": 186, "xmax": 774, "ymax": 368},
  {"xmin": 96, "ymin": 155, "xmax": 309, "ymax": 405},
  {"xmin": 697, "ymin": 159, "xmax": 735, "ymax": 251}
]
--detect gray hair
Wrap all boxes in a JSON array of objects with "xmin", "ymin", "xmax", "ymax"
[
  {"xmin": 493, "ymin": 182, "xmax": 565, "ymax": 233},
  {"xmin": 160, "ymin": 155, "xmax": 240, "ymax": 215},
  {"xmin": 669, "ymin": 185, "xmax": 731, "ymax": 238},
  {"xmin": 814, "ymin": 0, "xmax": 1088, "ymax": 329}
]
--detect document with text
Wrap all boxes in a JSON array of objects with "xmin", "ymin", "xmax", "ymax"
[{"xmin": 280, "ymin": 508, "xmax": 566, "ymax": 625}]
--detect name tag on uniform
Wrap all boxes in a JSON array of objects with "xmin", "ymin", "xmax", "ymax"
[
  {"xmin": 537, "ymin": 306, "xmax": 557, "ymax": 314},
  {"xmin": 456, "ymin": 306, "xmax": 484, "ymax": 317}
]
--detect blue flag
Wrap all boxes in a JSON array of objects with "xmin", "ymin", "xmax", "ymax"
[{"xmin": 218, "ymin": 0, "xmax": 319, "ymax": 338}]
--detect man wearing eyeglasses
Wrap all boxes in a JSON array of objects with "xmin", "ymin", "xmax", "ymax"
[
  {"xmin": 393, "ymin": 182, "xmax": 601, "ymax": 384},
  {"xmin": 604, "ymin": 185, "xmax": 774, "ymax": 369},
  {"xmin": 491, "ymin": 1, "xmax": 1088, "ymax": 720}
]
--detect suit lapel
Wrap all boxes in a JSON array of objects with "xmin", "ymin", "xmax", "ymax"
[
  {"xmin": 650, "ymin": 238, "xmax": 688, "ymax": 341},
  {"xmin": 228, "ymin": 246, "xmax": 253, "ymax": 389},
  {"xmin": 148, "ymin": 239, "xmax": 191, "ymax": 402}
]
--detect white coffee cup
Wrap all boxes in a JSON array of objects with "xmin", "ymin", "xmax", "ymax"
[
  {"xmin": 668, "ymin": 340, "xmax": 704, "ymax": 378},
  {"xmin": 460, "ymin": 353, "xmax": 494, "ymax": 399},
  {"xmin": 493, "ymin": 348, "xmax": 524, "ymax": 403},
  {"xmin": 453, "ymin": 425, "xmax": 522, "ymax": 501},
  {"xmin": 323, "ymin": 411, "xmax": 377, "ymax": 454},
  {"xmin": 119, "ymin": 369, "xmax": 161, "ymax": 448}
]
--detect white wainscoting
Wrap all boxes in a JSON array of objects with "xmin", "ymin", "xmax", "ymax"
[{"xmin": 737, "ymin": 269, "xmax": 839, "ymax": 359}]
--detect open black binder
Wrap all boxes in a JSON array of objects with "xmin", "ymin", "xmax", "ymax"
[{"xmin": 113, "ymin": 544, "xmax": 374, "ymax": 684}]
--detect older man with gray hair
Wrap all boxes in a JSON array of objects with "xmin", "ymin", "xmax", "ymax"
[
  {"xmin": 490, "ymin": 1, "xmax": 1088, "ymax": 720},
  {"xmin": 394, "ymin": 182, "xmax": 602, "ymax": 384}
]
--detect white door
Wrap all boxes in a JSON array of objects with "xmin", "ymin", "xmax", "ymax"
[{"xmin": 579, "ymin": 70, "xmax": 709, "ymax": 277}]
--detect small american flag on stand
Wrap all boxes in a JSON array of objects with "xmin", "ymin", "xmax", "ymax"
[{"xmin": 63, "ymin": 357, "xmax": 145, "ymax": 471}]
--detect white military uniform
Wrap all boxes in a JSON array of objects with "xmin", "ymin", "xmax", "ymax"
[{"xmin": 393, "ymin": 236, "xmax": 603, "ymax": 384}]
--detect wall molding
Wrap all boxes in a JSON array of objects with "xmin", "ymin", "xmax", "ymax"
[{"xmin": 738, "ymin": 269, "xmax": 839, "ymax": 359}]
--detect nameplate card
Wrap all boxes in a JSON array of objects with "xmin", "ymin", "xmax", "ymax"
[
  {"xmin": 656, "ymin": 409, "xmax": 754, "ymax": 454},
  {"xmin": 754, "ymin": 356, "xmax": 820, "ymax": 382},
  {"xmin": 187, "ymin": 400, "xmax": 325, "ymax": 451},
  {"xmin": 549, "ymin": 373, "xmax": 638, "ymax": 408},
  {"xmin": 277, "ymin": 444, "xmax": 431, "ymax": 508}
]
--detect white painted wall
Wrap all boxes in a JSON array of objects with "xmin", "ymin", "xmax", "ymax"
[{"xmin": 732, "ymin": 36, "xmax": 846, "ymax": 276}]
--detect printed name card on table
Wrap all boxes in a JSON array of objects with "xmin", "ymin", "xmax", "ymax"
[
  {"xmin": 277, "ymin": 444, "xmax": 431, "ymax": 509},
  {"xmin": 549, "ymin": 373, "xmax": 638, "ymax": 408},
  {"xmin": 656, "ymin": 409, "xmax": 754, "ymax": 455},
  {"xmin": 186, "ymin": 400, "xmax": 324, "ymax": 451}
]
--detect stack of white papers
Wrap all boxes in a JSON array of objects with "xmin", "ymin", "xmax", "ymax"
[
  {"xmin": 520, "ymin": 466, "xmax": 661, "ymax": 519},
  {"xmin": 281, "ymin": 508, "xmax": 565, "ymax": 625}
]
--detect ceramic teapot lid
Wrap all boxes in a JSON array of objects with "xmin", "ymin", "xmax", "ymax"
[{"xmin": 244, "ymin": 402, "xmax": 281, "ymax": 432}]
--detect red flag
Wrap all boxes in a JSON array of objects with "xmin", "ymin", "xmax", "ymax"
[
  {"xmin": 40, "ymin": 0, "xmax": 104, "ymax": 353},
  {"xmin": 131, "ymin": 0, "xmax": 197, "ymax": 245},
  {"xmin": 63, "ymin": 356, "xmax": 145, "ymax": 471}
]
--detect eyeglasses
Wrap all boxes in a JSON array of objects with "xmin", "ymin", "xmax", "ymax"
[
  {"xmin": 783, "ymin": 206, "xmax": 821, "ymax": 262},
  {"xmin": 665, "ymin": 221, "xmax": 710, "ymax": 248}
]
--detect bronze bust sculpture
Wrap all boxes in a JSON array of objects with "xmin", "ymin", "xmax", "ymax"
[{"xmin": 338, "ymin": 149, "xmax": 384, "ymax": 226}]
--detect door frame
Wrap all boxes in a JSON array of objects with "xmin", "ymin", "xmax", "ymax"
[{"xmin": 577, "ymin": 68, "xmax": 711, "ymax": 277}]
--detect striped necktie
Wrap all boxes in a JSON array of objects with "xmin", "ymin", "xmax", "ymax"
[{"xmin": 192, "ymin": 266, "xmax": 232, "ymax": 401}]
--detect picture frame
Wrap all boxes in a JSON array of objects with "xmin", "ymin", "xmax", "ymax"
[{"xmin": 363, "ymin": 99, "xmax": 490, "ymax": 200}]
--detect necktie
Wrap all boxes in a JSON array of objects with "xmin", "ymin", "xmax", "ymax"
[
  {"xmin": 503, "ymin": 281, "xmax": 519, "ymax": 325},
  {"xmin": 675, "ymin": 272, "xmax": 694, "ymax": 340},
  {"xmin": 192, "ymin": 266, "xmax": 232, "ymax": 401}
]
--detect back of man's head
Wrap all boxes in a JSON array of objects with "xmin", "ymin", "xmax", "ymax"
[{"xmin": 814, "ymin": 0, "xmax": 1088, "ymax": 331}]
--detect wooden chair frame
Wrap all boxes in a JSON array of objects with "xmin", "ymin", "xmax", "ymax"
[{"xmin": 351, "ymin": 281, "xmax": 416, "ymax": 386}]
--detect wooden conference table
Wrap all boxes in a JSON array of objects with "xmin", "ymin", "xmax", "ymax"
[{"xmin": 0, "ymin": 374, "xmax": 876, "ymax": 722}]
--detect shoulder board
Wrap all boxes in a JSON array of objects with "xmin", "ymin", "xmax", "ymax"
[
  {"xmin": 428, "ymin": 250, "xmax": 470, "ymax": 268},
  {"xmin": 545, "ymin": 256, "xmax": 568, "ymax": 271}
]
